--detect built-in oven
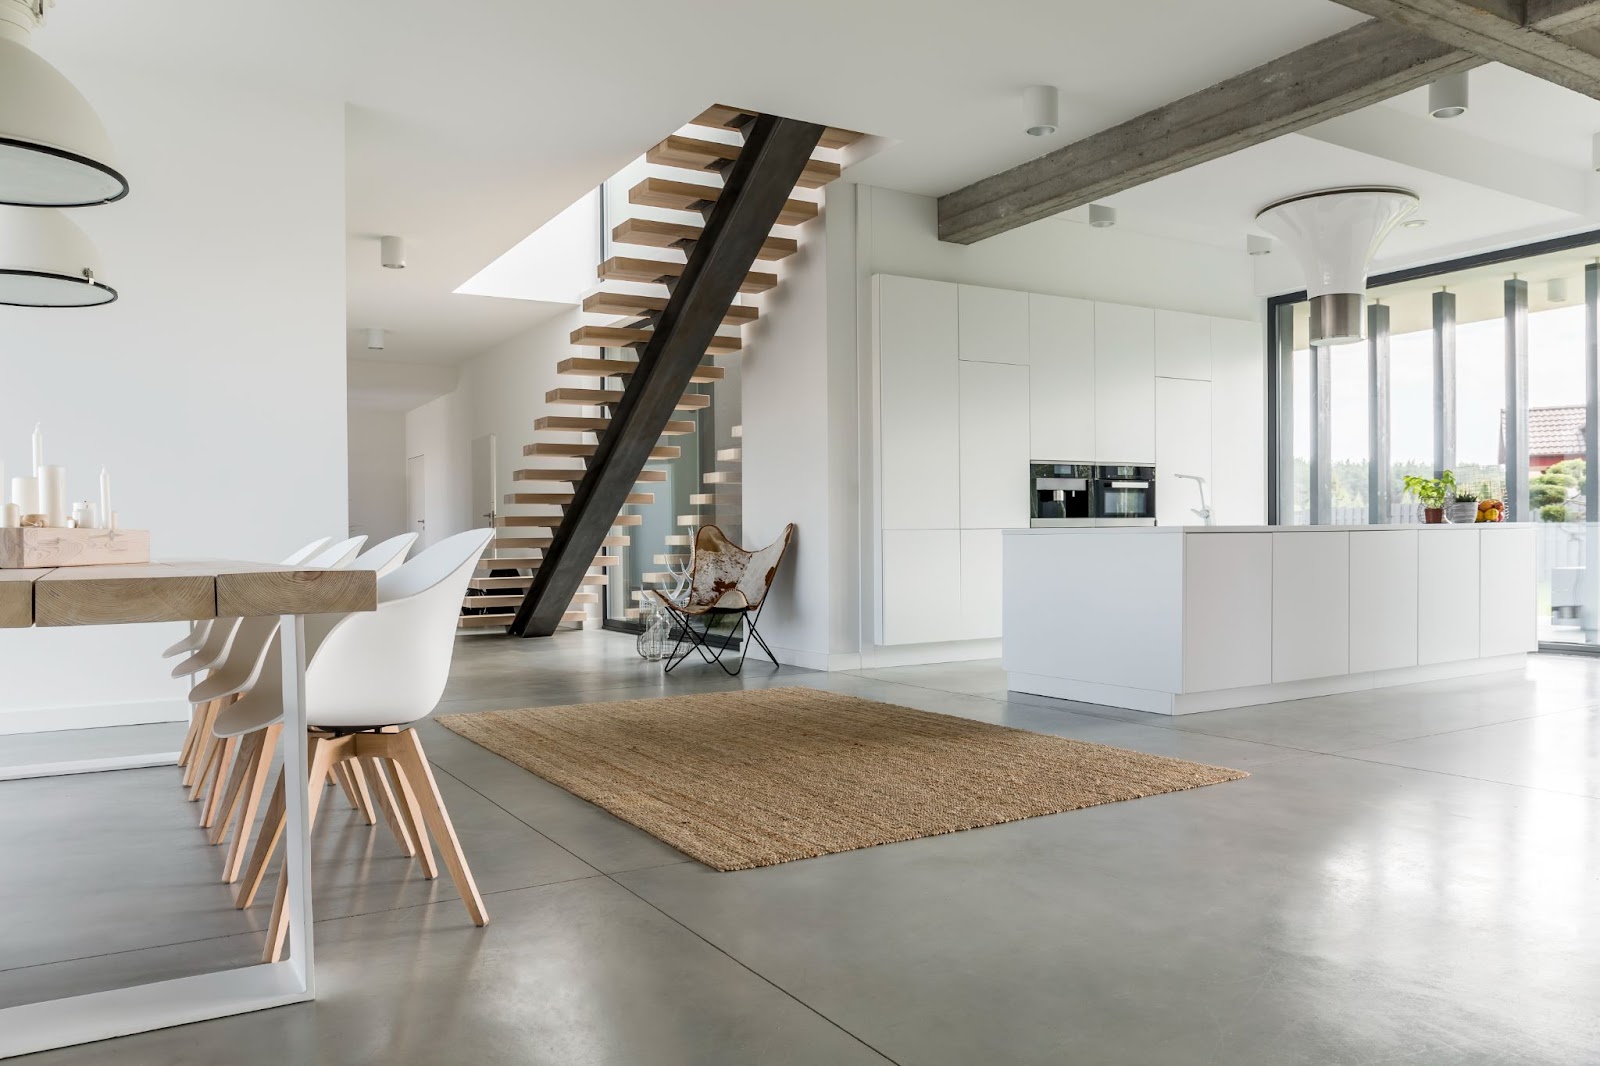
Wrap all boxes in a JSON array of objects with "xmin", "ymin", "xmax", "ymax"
[
  {"xmin": 1094, "ymin": 464, "xmax": 1156, "ymax": 525},
  {"xmin": 1030, "ymin": 463, "xmax": 1094, "ymax": 526}
]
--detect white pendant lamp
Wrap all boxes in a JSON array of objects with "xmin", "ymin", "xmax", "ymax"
[
  {"xmin": 1255, "ymin": 187, "xmax": 1418, "ymax": 346},
  {"xmin": 0, "ymin": 0, "xmax": 127, "ymax": 207},
  {"xmin": 0, "ymin": 204, "xmax": 116, "ymax": 306}
]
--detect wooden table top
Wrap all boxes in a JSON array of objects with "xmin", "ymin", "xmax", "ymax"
[{"xmin": 0, "ymin": 560, "xmax": 377, "ymax": 628}]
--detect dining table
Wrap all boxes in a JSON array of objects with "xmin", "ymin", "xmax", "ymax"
[{"xmin": 0, "ymin": 559, "xmax": 377, "ymax": 1060}]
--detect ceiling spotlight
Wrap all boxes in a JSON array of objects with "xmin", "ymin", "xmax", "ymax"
[
  {"xmin": 0, "ymin": 0, "xmax": 128, "ymax": 207},
  {"xmin": 1402, "ymin": 218, "xmax": 1428, "ymax": 228},
  {"xmin": 1548, "ymin": 277, "xmax": 1570, "ymax": 303},
  {"xmin": 380, "ymin": 235, "xmax": 406, "ymax": 269},
  {"xmin": 1024, "ymin": 85, "xmax": 1059, "ymax": 137},
  {"xmin": 1429, "ymin": 71, "xmax": 1469, "ymax": 119},
  {"xmin": 365, "ymin": 328, "xmax": 385, "ymax": 350},
  {"xmin": 1247, "ymin": 234, "xmax": 1273, "ymax": 256},
  {"xmin": 1088, "ymin": 204, "xmax": 1116, "ymax": 228},
  {"xmin": 0, "ymin": 205, "xmax": 116, "ymax": 307}
]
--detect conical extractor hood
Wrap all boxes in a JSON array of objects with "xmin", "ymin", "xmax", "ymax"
[{"xmin": 1255, "ymin": 187, "xmax": 1418, "ymax": 346}]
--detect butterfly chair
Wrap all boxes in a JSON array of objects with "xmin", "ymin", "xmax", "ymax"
[
  {"xmin": 222, "ymin": 528, "xmax": 495, "ymax": 962},
  {"xmin": 652, "ymin": 523, "xmax": 794, "ymax": 676}
]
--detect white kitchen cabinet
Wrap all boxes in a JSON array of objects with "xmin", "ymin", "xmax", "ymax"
[
  {"xmin": 1155, "ymin": 377, "xmax": 1212, "ymax": 526},
  {"xmin": 1182, "ymin": 532, "xmax": 1271, "ymax": 692},
  {"xmin": 1348, "ymin": 529, "xmax": 1419, "ymax": 673},
  {"xmin": 1479, "ymin": 525, "xmax": 1535, "ymax": 657},
  {"xmin": 1272, "ymin": 531, "xmax": 1349, "ymax": 682},
  {"xmin": 958, "ymin": 284, "xmax": 1029, "ymax": 364},
  {"xmin": 1155, "ymin": 310, "xmax": 1212, "ymax": 380},
  {"xmin": 1093, "ymin": 302, "xmax": 1155, "ymax": 463},
  {"xmin": 876, "ymin": 275, "xmax": 960, "ymax": 530},
  {"xmin": 960, "ymin": 529, "xmax": 1004, "ymax": 639},
  {"xmin": 880, "ymin": 529, "xmax": 962, "ymax": 645},
  {"xmin": 959, "ymin": 360, "xmax": 1031, "ymax": 529},
  {"xmin": 1418, "ymin": 528, "xmax": 1480, "ymax": 664},
  {"xmin": 1209, "ymin": 317, "xmax": 1265, "ymax": 526},
  {"xmin": 1027, "ymin": 293, "xmax": 1095, "ymax": 462}
]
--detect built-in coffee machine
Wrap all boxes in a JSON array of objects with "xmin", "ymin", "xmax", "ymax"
[
  {"xmin": 1030, "ymin": 462, "xmax": 1157, "ymax": 526},
  {"xmin": 1030, "ymin": 463, "xmax": 1094, "ymax": 526}
]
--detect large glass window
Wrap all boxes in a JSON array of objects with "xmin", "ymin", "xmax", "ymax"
[{"xmin": 1270, "ymin": 236, "xmax": 1600, "ymax": 650}]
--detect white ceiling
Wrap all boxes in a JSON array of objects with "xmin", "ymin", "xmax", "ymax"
[{"xmin": 33, "ymin": 1, "xmax": 1600, "ymax": 367}]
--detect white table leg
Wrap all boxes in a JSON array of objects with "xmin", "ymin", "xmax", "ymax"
[
  {"xmin": 0, "ymin": 614, "xmax": 317, "ymax": 1059},
  {"xmin": 278, "ymin": 613, "xmax": 315, "ymax": 990}
]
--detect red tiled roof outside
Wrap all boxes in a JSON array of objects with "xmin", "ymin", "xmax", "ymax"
[{"xmin": 1500, "ymin": 404, "xmax": 1586, "ymax": 463}]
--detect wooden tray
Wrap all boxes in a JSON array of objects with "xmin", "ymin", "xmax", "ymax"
[{"xmin": 0, "ymin": 527, "xmax": 151, "ymax": 568}]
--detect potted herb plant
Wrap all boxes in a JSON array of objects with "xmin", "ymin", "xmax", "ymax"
[
  {"xmin": 1449, "ymin": 488, "xmax": 1478, "ymax": 524},
  {"xmin": 1403, "ymin": 470, "xmax": 1455, "ymax": 524}
]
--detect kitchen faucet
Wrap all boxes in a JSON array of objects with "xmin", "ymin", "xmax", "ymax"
[{"xmin": 1174, "ymin": 473, "xmax": 1212, "ymax": 525}]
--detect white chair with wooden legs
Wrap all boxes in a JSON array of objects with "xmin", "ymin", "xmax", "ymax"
[
  {"xmin": 173, "ymin": 537, "xmax": 331, "ymax": 777},
  {"xmin": 185, "ymin": 536, "xmax": 368, "ymax": 836},
  {"xmin": 225, "ymin": 528, "xmax": 495, "ymax": 962},
  {"xmin": 207, "ymin": 534, "xmax": 417, "ymax": 881}
]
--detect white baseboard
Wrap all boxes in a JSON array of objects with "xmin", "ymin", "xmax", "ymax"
[
  {"xmin": 0, "ymin": 698, "xmax": 190, "ymax": 736},
  {"xmin": 1009, "ymin": 654, "xmax": 1528, "ymax": 715},
  {"xmin": 858, "ymin": 639, "xmax": 1001, "ymax": 670}
]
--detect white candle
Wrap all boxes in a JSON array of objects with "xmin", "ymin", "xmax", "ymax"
[
  {"xmin": 98, "ymin": 467, "xmax": 111, "ymax": 531},
  {"xmin": 40, "ymin": 466, "xmax": 67, "ymax": 527},
  {"xmin": 31, "ymin": 423, "xmax": 42, "ymax": 478},
  {"xmin": 10, "ymin": 476, "xmax": 38, "ymax": 515},
  {"xmin": 1, "ymin": 503, "xmax": 18, "ymax": 528}
]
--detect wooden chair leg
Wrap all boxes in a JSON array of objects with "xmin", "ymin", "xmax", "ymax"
[
  {"xmin": 199, "ymin": 734, "xmax": 238, "ymax": 829},
  {"xmin": 236, "ymin": 769, "xmax": 285, "ymax": 909},
  {"xmin": 210, "ymin": 729, "xmax": 262, "ymax": 845},
  {"xmin": 347, "ymin": 759, "xmax": 377, "ymax": 825},
  {"xmin": 188, "ymin": 732, "xmax": 222, "ymax": 803},
  {"xmin": 380, "ymin": 729, "xmax": 487, "ymax": 927},
  {"xmin": 224, "ymin": 723, "xmax": 281, "ymax": 884},
  {"xmin": 362, "ymin": 755, "xmax": 415, "ymax": 856},
  {"xmin": 181, "ymin": 701, "xmax": 218, "ymax": 788},
  {"xmin": 333, "ymin": 761, "xmax": 360, "ymax": 809},
  {"xmin": 386, "ymin": 754, "xmax": 437, "ymax": 878},
  {"xmin": 262, "ymin": 736, "xmax": 344, "ymax": 963},
  {"xmin": 177, "ymin": 703, "xmax": 204, "ymax": 769}
]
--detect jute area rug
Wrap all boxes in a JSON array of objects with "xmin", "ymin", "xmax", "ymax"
[{"xmin": 436, "ymin": 687, "xmax": 1246, "ymax": 872}]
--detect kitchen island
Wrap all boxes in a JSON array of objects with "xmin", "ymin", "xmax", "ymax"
[{"xmin": 1002, "ymin": 523, "xmax": 1536, "ymax": 714}]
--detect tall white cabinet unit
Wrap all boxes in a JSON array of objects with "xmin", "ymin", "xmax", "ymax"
[
  {"xmin": 873, "ymin": 273, "xmax": 1264, "ymax": 647},
  {"xmin": 1093, "ymin": 303, "xmax": 1155, "ymax": 464}
]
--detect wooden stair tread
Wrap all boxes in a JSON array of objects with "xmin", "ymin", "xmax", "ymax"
[
  {"xmin": 611, "ymin": 217, "xmax": 797, "ymax": 261},
  {"xmin": 466, "ymin": 592, "xmax": 599, "ymax": 609},
  {"xmin": 476, "ymin": 554, "xmax": 619, "ymax": 569},
  {"xmin": 525, "ymin": 441, "xmax": 682, "ymax": 460},
  {"xmin": 598, "ymin": 256, "xmax": 776, "ymax": 294},
  {"xmin": 703, "ymin": 471, "xmax": 740, "ymax": 484},
  {"xmin": 459, "ymin": 609, "xmax": 587, "ymax": 628},
  {"xmin": 628, "ymin": 177, "xmax": 818, "ymax": 228},
  {"xmin": 582, "ymin": 290, "xmax": 758, "ymax": 325},
  {"xmin": 647, "ymin": 135, "xmax": 840, "ymax": 189},
  {"xmin": 514, "ymin": 466, "xmax": 668, "ymax": 482},
  {"xmin": 558, "ymin": 356, "xmax": 725, "ymax": 384},
  {"xmin": 545, "ymin": 387, "xmax": 712, "ymax": 411},
  {"xmin": 716, "ymin": 447, "xmax": 742, "ymax": 461},
  {"xmin": 506, "ymin": 491, "xmax": 655, "ymax": 505},
  {"xmin": 534, "ymin": 414, "xmax": 697, "ymax": 435},
  {"xmin": 495, "ymin": 535, "xmax": 630, "ymax": 549},
  {"xmin": 688, "ymin": 493, "xmax": 716, "ymax": 506},
  {"xmin": 569, "ymin": 326, "xmax": 741, "ymax": 356},
  {"xmin": 691, "ymin": 104, "xmax": 864, "ymax": 151},
  {"xmin": 731, "ymin": 425, "xmax": 743, "ymax": 438}
]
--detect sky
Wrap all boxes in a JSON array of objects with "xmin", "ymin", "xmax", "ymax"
[{"xmin": 1295, "ymin": 302, "xmax": 1588, "ymax": 466}]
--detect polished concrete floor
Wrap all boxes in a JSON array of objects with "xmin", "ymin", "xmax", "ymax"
[{"xmin": 4, "ymin": 632, "xmax": 1600, "ymax": 1064}]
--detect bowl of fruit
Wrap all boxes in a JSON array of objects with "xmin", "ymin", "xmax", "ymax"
[{"xmin": 1475, "ymin": 498, "xmax": 1504, "ymax": 522}]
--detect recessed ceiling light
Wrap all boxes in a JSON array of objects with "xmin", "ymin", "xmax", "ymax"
[
  {"xmin": 1548, "ymin": 277, "xmax": 1569, "ymax": 303},
  {"xmin": 1402, "ymin": 218, "xmax": 1428, "ymax": 228}
]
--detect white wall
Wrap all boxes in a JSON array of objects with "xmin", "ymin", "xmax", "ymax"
[
  {"xmin": 741, "ymin": 183, "xmax": 1262, "ymax": 670},
  {"xmin": 347, "ymin": 407, "xmax": 407, "ymax": 542},
  {"xmin": 0, "ymin": 71, "xmax": 346, "ymax": 732},
  {"xmin": 403, "ymin": 308, "xmax": 594, "ymax": 608}
]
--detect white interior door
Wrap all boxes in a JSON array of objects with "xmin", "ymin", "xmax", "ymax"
[
  {"xmin": 470, "ymin": 434, "xmax": 498, "ymax": 528},
  {"xmin": 406, "ymin": 454, "xmax": 427, "ymax": 547}
]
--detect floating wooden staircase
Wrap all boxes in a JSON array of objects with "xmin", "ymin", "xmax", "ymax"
[{"xmin": 462, "ymin": 105, "xmax": 860, "ymax": 635}]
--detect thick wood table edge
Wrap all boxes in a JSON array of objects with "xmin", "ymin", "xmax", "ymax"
[{"xmin": 22, "ymin": 561, "xmax": 378, "ymax": 627}]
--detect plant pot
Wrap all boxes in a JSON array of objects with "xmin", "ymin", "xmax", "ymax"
[
  {"xmin": 1424, "ymin": 507, "xmax": 1445, "ymax": 524},
  {"xmin": 1447, "ymin": 502, "xmax": 1477, "ymax": 524}
]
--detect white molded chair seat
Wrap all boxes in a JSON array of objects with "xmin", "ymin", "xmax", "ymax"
[{"xmin": 222, "ymin": 528, "xmax": 495, "ymax": 962}]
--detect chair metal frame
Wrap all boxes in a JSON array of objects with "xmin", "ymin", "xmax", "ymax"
[{"xmin": 653, "ymin": 523, "xmax": 793, "ymax": 676}]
